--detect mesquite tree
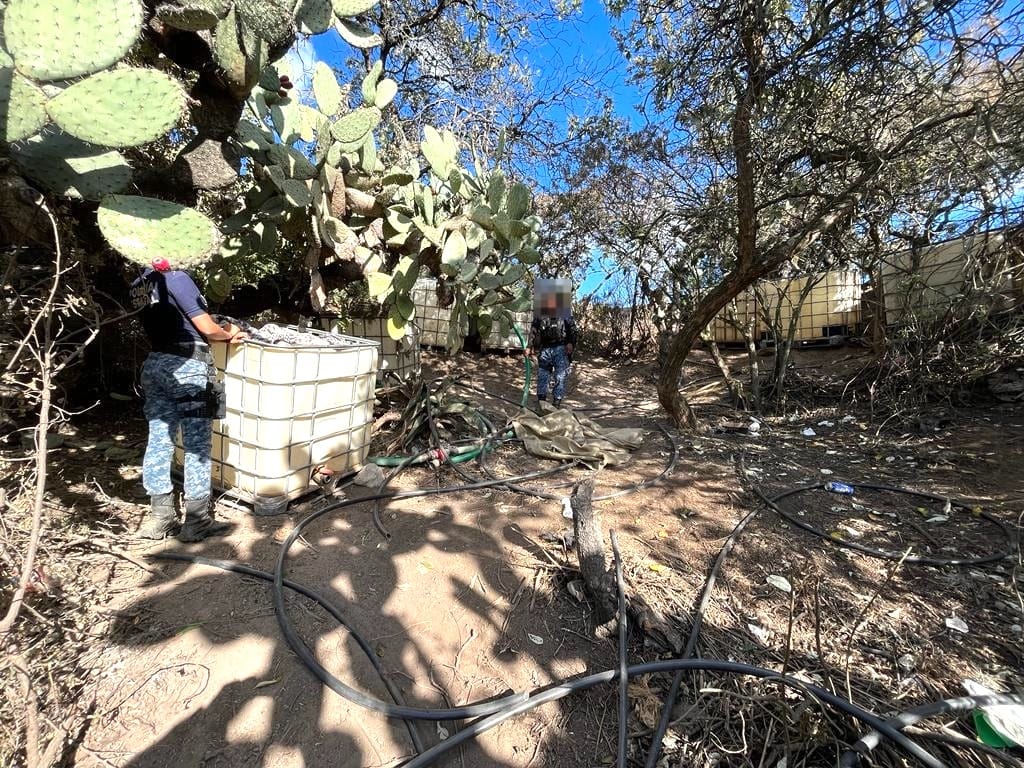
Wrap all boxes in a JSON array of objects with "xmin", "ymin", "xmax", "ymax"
[{"xmin": 605, "ymin": 0, "xmax": 1024, "ymax": 428}]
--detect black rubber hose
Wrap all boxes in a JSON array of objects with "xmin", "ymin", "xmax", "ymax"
[
  {"xmin": 452, "ymin": 378, "xmax": 537, "ymax": 412},
  {"xmin": 611, "ymin": 531, "xmax": 628, "ymax": 768},
  {"xmin": 271, "ymin": 465, "xmax": 594, "ymax": 721},
  {"xmin": 372, "ymin": 378, "xmax": 519, "ymax": 538},
  {"xmin": 397, "ymin": 659, "xmax": 944, "ymax": 768},
  {"xmin": 840, "ymin": 693, "xmax": 1024, "ymax": 767},
  {"xmin": 426, "ymin": 377, "xmax": 678, "ymax": 505},
  {"xmin": 643, "ymin": 505, "xmax": 761, "ymax": 768},
  {"xmin": 757, "ymin": 482, "xmax": 1016, "ymax": 566},
  {"xmin": 477, "ymin": 423, "xmax": 679, "ymax": 502},
  {"xmin": 148, "ymin": 552, "xmax": 425, "ymax": 753},
  {"xmin": 372, "ymin": 449, "xmax": 423, "ymax": 539}
]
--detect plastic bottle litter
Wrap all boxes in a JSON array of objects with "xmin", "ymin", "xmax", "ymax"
[
  {"xmin": 561, "ymin": 497, "xmax": 574, "ymax": 519},
  {"xmin": 824, "ymin": 481, "xmax": 855, "ymax": 495},
  {"xmin": 963, "ymin": 679, "xmax": 1024, "ymax": 747}
]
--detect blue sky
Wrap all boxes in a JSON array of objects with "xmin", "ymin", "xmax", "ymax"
[{"xmin": 286, "ymin": 0, "xmax": 643, "ymax": 301}]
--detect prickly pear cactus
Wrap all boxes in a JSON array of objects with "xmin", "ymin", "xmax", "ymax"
[
  {"xmin": 235, "ymin": 0, "xmax": 294, "ymax": 47},
  {"xmin": 155, "ymin": 2, "xmax": 223, "ymax": 32},
  {"xmin": 335, "ymin": 18, "xmax": 382, "ymax": 48},
  {"xmin": 46, "ymin": 68, "xmax": 186, "ymax": 147},
  {"xmin": 0, "ymin": 0, "xmax": 426, "ymax": 287},
  {"xmin": 294, "ymin": 0, "xmax": 334, "ymax": 34},
  {"xmin": 331, "ymin": 0, "xmax": 379, "ymax": 16},
  {"xmin": 206, "ymin": 268, "xmax": 233, "ymax": 302},
  {"xmin": 0, "ymin": 71, "xmax": 47, "ymax": 143},
  {"xmin": 98, "ymin": 195, "xmax": 222, "ymax": 268},
  {"xmin": 15, "ymin": 133, "xmax": 133, "ymax": 201},
  {"xmin": 235, "ymin": 47, "xmax": 540, "ymax": 345},
  {"xmin": 214, "ymin": 7, "xmax": 259, "ymax": 96},
  {"xmin": 3, "ymin": 0, "xmax": 144, "ymax": 81},
  {"xmin": 330, "ymin": 106, "xmax": 381, "ymax": 144},
  {"xmin": 313, "ymin": 61, "xmax": 343, "ymax": 116}
]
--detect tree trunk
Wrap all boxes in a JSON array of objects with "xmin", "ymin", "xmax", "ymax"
[
  {"xmin": 744, "ymin": 319, "xmax": 761, "ymax": 411},
  {"xmin": 657, "ymin": 265, "xmax": 775, "ymax": 428},
  {"xmin": 704, "ymin": 334, "xmax": 746, "ymax": 408},
  {"xmin": 655, "ymin": 0, "xmax": 863, "ymax": 429},
  {"xmin": 571, "ymin": 478, "xmax": 616, "ymax": 624},
  {"xmin": 656, "ymin": 0, "xmax": 769, "ymax": 429}
]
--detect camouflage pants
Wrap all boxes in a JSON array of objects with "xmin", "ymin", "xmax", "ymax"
[
  {"xmin": 141, "ymin": 352, "xmax": 212, "ymax": 500},
  {"xmin": 537, "ymin": 345, "xmax": 570, "ymax": 401}
]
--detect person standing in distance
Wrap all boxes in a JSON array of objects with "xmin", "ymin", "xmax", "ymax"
[
  {"xmin": 129, "ymin": 258, "xmax": 245, "ymax": 541},
  {"xmin": 527, "ymin": 278, "xmax": 577, "ymax": 409}
]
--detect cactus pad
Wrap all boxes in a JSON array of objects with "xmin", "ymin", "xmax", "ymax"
[
  {"xmin": 267, "ymin": 144, "xmax": 318, "ymax": 180},
  {"xmin": 236, "ymin": 0, "xmax": 293, "ymax": 46},
  {"xmin": 281, "ymin": 178, "xmax": 312, "ymax": 208},
  {"xmin": 313, "ymin": 61, "xmax": 342, "ymax": 116},
  {"xmin": 332, "ymin": 0, "xmax": 379, "ymax": 16},
  {"xmin": 505, "ymin": 182, "xmax": 530, "ymax": 220},
  {"xmin": 15, "ymin": 132, "xmax": 133, "ymax": 200},
  {"xmin": 5, "ymin": 0, "xmax": 144, "ymax": 81},
  {"xmin": 420, "ymin": 126, "xmax": 457, "ymax": 178},
  {"xmin": 214, "ymin": 8, "xmax": 260, "ymax": 96},
  {"xmin": 235, "ymin": 118, "xmax": 272, "ymax": 150},
  {"xmin": 360, "ymin": 60, "xmax": 382, "ymax": 104},
  {"xmin": 329, "ymin": 106, "xmax": 380, "ymax": 143},
  {"xmin": 295, "ymin": 0, "xmax": 333, "ymax": 34},
  {"xmin": 373, "ymin": 77, "xmax": 397, "ymax": 108},
  {"xmin": 155, "ymin": 3, "xmax": 220, "ymax": 31},
  {"xmin": 334, "ymin": 18, "xmax": 382, "ymax": 48},
  {"xmin": 206, "ymin": 268, "xmax": 233, "ymax": 302},
  {"xmin": 46, "ymin": 68, "xmax": 185, "ymax": 148},
  {"xmin": 98, "ymin": 194, "xmax": 221, "ymax": 268},
  {"xmin": 0, "ymin": 68, "xmax": 47, "ymax": 142}
]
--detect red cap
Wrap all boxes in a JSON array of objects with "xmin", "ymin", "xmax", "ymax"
[{"xmin": 152, "ymin": 258, "xmax": 171, "ymax": 272}]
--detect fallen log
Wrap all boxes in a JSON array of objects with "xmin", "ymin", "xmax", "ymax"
[{"xmin": 571, "ymin": 478, "xmax": 685, "ymax": 650}]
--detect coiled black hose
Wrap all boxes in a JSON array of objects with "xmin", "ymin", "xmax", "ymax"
[
  {"xmin": 840, "ymin": 693, "xmax": 1024, "ymax": 766},
  {"xmin": 397, "ymin": 659, "xmax": 945, "ymax": 768},
  {"xmin": 271, "ymin": 466, "xmax": 593, "ymax": 721},
  {"xmin": 152, "ymin": 546, "xmax": 1001, "ymax": 768},
  {"xmin": 758, "ymin": 482, "xmax": 1016, "ymax": 566},
  {"xmin": 148, "ymin": 552, "xmax": 426, "ymax": 753},
  {"xmin": 153, "ymin": 470, "xmax": 1014, "ymax": 767},
  {"xmin": 611, "ymin": 531, "xmax": 629, "ymax": 768}
]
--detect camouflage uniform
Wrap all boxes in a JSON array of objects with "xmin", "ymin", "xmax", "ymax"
[
  {"xmin": 530, "ymin": 312, "xmax": 577, "ymax": 405},
  {"xmin": 141, "ymin": 351, "xmax": 212, "ymax": 500},
  {"xmin": 537, "ymin": 345, "xmax": 571, "ymax": 402}
]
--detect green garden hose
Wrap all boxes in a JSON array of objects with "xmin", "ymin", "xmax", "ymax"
[{"xmin": 367, "ymin": 320, "xmax": 531, "ymax": 467}]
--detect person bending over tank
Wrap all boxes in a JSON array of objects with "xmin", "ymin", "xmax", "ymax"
[
  {"xmin": 527, "ymin": 279, "xmax": 577, "ymax": 409},
  {"xmin": 129, "ymin": 258, "xmax": 246, "ymax": 541}
]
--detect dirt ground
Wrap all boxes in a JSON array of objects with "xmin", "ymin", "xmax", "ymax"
[{"xmin": 23, "ymin": 346, "xmax": 1024, "ymax": 767}]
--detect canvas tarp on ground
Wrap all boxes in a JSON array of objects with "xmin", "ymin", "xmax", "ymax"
[{"xmin": 512, "ymin": 408, "xmax": 645, "ymax": 468}]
